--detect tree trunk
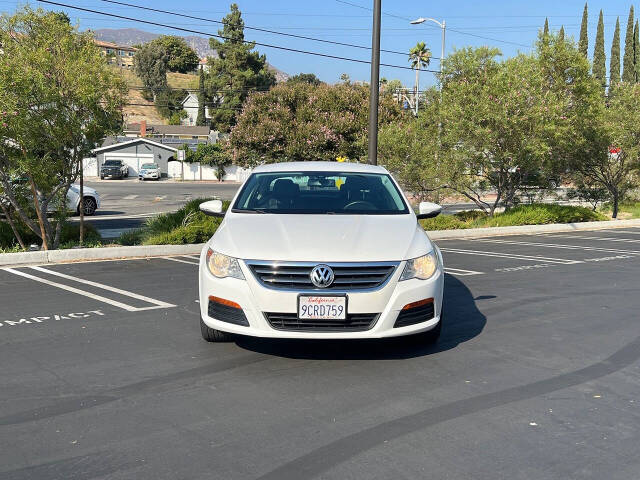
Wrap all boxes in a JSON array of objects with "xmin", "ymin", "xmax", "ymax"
[
  {"xmin": 28, "ymin": 177, "xmax": 49, "ymax": 250},
  {"xmin": 0, "ymin": 203, "xmax": 26, "ymax": 250},
  {"xmin": 612, "ymin": 190, "xmax": 619, "ymax": 219}
]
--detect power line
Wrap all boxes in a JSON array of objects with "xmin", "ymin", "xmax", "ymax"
[
  {"xmin": 97, "ymin": 0, "xmax": 431, "ymax": 59},
  {"xmin": 334, "ymin": 0, "xmax": 531, "ymax": 49},
  {"xmin": 36, "ymin": 0, "xmax": 439, "ymax": 73}
]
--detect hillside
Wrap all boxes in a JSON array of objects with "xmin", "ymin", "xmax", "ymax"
[
  {"xmin": 115, "ymin": 69, "xmax": 200, "ymax": 125},
  {"xmin": 93, "ymin": 27, "xmax": 290, "ymax": 82}
]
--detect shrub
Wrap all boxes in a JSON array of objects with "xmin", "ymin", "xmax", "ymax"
[
  {"xmin": 0, "ymin": 219, "xmax": 101, "ymax": 249},
  {"xmin": 474, "ymin": 204, "xmax": 605, "ymax": 228},
  {"xmin": 420, "ymin": 215, "xmax": 471, "ymax": 231},
  {"xmin": 117, "ymin": 198, "xmax": 228, "ymax": 246}
]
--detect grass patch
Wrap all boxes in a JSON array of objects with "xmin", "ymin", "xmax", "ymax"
[
  {"xmin": 600, "ymin": 201, "xmax": 640, "ymax": 219},
  {"xmin": 117, "ymin": 198, "xmax": 228, "ymax": 246},
  {"xmin": 0, "ymin": 220, "xmax": 102, "ymax": 252},
  {"xmin": 421, "ymin": 204, "xmax": 606, "ymax": 231}
]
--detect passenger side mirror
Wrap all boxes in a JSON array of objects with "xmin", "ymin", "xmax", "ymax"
[
  {"xmin": 416, "ymin": 202, "xmax": 442, "ymax": 219},
  {"xmin": 199, "ymin": 199, "xmax": 224, "ymax": 217}
]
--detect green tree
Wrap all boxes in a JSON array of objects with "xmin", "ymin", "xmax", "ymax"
[
  {"xmin": 610, "ymin": 17, "xmax": 621, "ymax": 86},
  {"xmin": 579, "ymin": 2, "xmax": 589, "ymax": 57},
  {"xmin": 195, "ymin": 143, "xmax": 231, "ymax": 181},
  {"xmin": 635, "ymin": 20, "xmax": 640, "ymax": 82},
  {"xmin": 154, "ymin": 88, "xmax": 188, "ymax": 121},
  {"xmin": 206, "ymin": 4, "xmax": 276, "ymax": 132},
  {"xmin": 287, "ymin": 73, "xmax": 323, "ymax": 86},
  {"xmin": 559, "ymin": 26, "xmax": 565, "ymax": 42},
  {"xmin": 543, "ymin": 18, "xmax": 549, "ymax": 36},
  {"xmin": 408, "ymin": 41, "xmax": 431, "ymax": 113},
  {"xmin": 0, "ymin": 7, "xmax": 126, "ymax": 249},
  {"xmin": 379, "ymin": 88, "xmax": 446, "ymax": 201},
  {"xmin": 622, "ymin": 6, "xmax": 635, "ymax": 83},
  {"xmin": 229, "ymin": 81, "xmax": 401, "ymax": 166},
  {"xmin": 196, "ymin": 69, "xmax": 207, "ymax": 126},
  {"xmin": 133, "ymin": 40, "xmax": 168, "ymax": 100},
  {"xmin": 439, "ymin": 47, "xmax": 561, "ymax": 215},
  {"xmin": 149, "ymin": 35, "xmax": 199, "ymax": 73},
  {"xmin": 593, "ymin": 10, "xmax": 606, "ymax": 87},
  {"xmin": 570, "ymin": 82, "xmax": 640, "ymax": 217}
]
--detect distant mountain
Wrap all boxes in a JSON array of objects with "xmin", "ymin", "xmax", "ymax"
[{"xmin": 91, "ymin": 28, "xmax": 289, "ymax": 82}]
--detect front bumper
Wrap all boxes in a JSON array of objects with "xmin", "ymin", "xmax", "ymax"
[
  {"xmin": 139, "ymin": 171, "xmax": 159, "ymax": 179},
  {"xmin": 198, "ymin": 250, "xmax": 444, "ymax": 339}
]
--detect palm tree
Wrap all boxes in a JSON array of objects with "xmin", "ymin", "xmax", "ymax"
[{"xmin": 409, "ymin": 41, "xmax": 432, "ymax": 114}]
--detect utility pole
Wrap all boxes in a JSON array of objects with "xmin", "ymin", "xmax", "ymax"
[{"xmin": 368, "ymin": 0, "xmax": 381, "ymax": 165}]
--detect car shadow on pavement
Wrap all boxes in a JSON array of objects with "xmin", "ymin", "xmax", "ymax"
[{"xmin": 234, "ymin": 274, "xmax": 487, "ymax": 360}]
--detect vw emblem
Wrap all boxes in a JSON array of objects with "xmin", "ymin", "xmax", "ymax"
[{"xmin": 310, "ymin": 264, "xmax": 334, "ymax": 288}]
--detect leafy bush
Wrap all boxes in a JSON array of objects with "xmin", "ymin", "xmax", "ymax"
[
  {"xmin": 117, "ymin": 198, "xmax": 228, "ymax": 246},
  {"xmin": 420, "ymin": 215, "xmax": 471, "ymax": 231},
  {"xmin": 421, "ymin": 204, "xmax": 605, "ymax": 231},
  {"xmin": 0, "ymin": 219, "xmax": 101, "ymax": 250},
  {"xmin": 476, "ymin": 204, "xmax": 605, "ymax": 227}
]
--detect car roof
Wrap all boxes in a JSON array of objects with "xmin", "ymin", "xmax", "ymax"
[{"xmin": 251, "ymin": 161, "xmax": 389, "ymax": 174}]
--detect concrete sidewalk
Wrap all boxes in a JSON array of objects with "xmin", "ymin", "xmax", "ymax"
[{"xmin": 2, "ymin": 218, "xmax": 640, "ymax": 267}]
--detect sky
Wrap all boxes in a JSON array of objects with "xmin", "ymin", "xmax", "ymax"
[{"xmin": 2, "ymin": 0, "xmax": 639, "ymax": 87}]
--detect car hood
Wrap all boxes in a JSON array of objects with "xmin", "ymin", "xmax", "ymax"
[{"xmin": 210, "ymin": 213, "xmax": 432, "ymax": 262}]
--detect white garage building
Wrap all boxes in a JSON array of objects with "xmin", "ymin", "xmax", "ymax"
[{"xmin": 91, "ymin": 138, "xmax": 178, "ymax": 177}]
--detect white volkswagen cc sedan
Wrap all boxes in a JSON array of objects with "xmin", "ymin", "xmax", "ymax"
[{"xmin": 198, "ymin": 162, "xmax": 444, "ymax": 343}]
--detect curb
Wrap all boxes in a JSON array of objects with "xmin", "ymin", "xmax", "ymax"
[
  {"xmin": 0, "ymin": 244, "xmax": 205, "ymax": 267},
  {"xmin": 2, "ymin": 218, "xmax": 640, "ymax": 267},
  {"xmin": 427, "ymin": 218, "xmax": 640, "ymax": 240}
]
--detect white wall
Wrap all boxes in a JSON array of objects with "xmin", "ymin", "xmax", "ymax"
[
  {"xmin": 83, "ymin": 157, "xmax": 98, "ymax": 177},
  {"xmin": 167, "ymin": 161, "xmax": 251, "ymax": 182}
]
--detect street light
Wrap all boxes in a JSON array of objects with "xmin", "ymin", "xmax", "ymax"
[
  {"xmin": 368, "ymin": 0, "xmax": 382, "ymax": 165},
  {"xmin": 410, "ymin": 16, "xmax": 446, "ymax": 113}
]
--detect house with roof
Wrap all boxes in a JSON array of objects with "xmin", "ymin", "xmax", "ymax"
[
  {"xmin": 91, "ymin": 137, "xmax": 178, "ymax": 178},
  {"xmin": 181, "ymin": 91, "xmax": 210, "ymax": 126},
  {"xmin": 93, "ymin": 39, "xmax": 137, "ymax": 68}
]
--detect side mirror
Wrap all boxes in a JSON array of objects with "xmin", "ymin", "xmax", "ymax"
[
  {"xmin": 199, "ymin": 199, "xmax": 224, "ymax": 217},
  {"xmin": 416, "ymin": 201, "xmax": 442, "ymax": 219}
]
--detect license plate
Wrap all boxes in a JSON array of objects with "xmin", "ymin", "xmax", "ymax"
[{"xmin": 298, "ymin": 295, "xmax": 347, "ymax": 320}]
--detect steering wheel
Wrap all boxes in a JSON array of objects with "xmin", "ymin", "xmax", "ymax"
[{"xmin": 343, "ymin": 200, "xmax": 376, "ymax": 210}]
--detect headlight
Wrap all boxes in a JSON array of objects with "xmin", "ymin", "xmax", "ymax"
[
  {"xmin": 400, "ymin": 252, "xmax": 438, "ymax": 281},
  {"xmin": 206, "ymin": 248, "xmax": 245, "ymax": 279}
]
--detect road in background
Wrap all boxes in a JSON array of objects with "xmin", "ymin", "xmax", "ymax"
[
  {"xmin": 75, "ymin": 179, "xmax": 241, "ymax": 239},
  {"xmin": 1, "ymin": 227, "xmax": 640, "ymax": 479}
]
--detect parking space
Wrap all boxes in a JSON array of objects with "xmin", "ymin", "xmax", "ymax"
[{"xmin": 1, "ymin": 227, "xmax": 640, "ymax": 479}]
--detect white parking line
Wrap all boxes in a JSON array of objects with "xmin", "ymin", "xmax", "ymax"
[
  {"xmin": 122, "ymin": 194, "xmax": 138, "ymax": 200},
  {"xmin": 605, "ymin": 230, "xmax": 640, "ymax": 235},
  {"xmin": 439, "ymin": 248, "xmax": 582, "ymax": 264},
  {"xmin": 29, "ymin": 266, "xmax": 175, "ymax": 310},
  {"xmin": 182, "ymin": 255, "xmax": 201, "ymax": 260},
  {"xmin": 543, "ymin": 234, "xmax": 640, "ymax": 243},
  {"xmin": 3, "ymin": 268, "xmax": 148, "ymax": 312},
  {"xmin": 471, "ymin": 238, "xmax": 640, "ymax": 255},
  {"xmin": 163, "ymin": 257, "xmax": 199, "ymax": 265},
  {"xmin": 444, "ymin": 267, "xmax": 484, "ymax": 276}
]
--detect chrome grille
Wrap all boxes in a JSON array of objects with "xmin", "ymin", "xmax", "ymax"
[
  {"xmin": 246, "ymin": 261, "xmax": 398, "ymax": 291},
  {"xmin": 265, "ymin": 312, "xmax": 379, "ymax": 332}
]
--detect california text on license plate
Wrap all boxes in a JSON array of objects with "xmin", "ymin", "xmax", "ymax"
[{"xmin": 298, "ymin": 295, "xmax": 347, "ymax": 320}]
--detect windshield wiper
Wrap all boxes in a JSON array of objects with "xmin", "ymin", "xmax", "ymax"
[{"xmin": 234, "ymin": 208, "xmax": 269, "ymax": 214}]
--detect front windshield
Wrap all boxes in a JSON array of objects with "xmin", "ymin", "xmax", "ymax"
[
  {"xmin": 232, "ymin": 171, "xmax": 409, "ymax": 214},
  {"xmin": 103, "ymin": 160, "xmax": 121, "ymax": 166},
  {"xmin": 141, "ymin": 163, "xmax": 157, "ymax": 169}
]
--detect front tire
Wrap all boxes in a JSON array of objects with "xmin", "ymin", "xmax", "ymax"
[
  {"xmin": 79, "ymin": 197, "xmax": 97, "ymax": 216},
  {"xmin": 200, "ymin": 316, "xmax": 234, "ymax": 342}
]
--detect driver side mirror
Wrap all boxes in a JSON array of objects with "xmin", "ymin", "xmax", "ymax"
[
  {"xmin": 199, "ymin": 199, "xmax": 224, "ymax": 217},
  {"xmin": 416, "ymin": 202, "xmax": 442, "ymax": 219}
]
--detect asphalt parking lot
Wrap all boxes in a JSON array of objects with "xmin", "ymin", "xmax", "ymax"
[{"xmin": 1, "ymin": 227, "xmax": 640, "ymax": 479}]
